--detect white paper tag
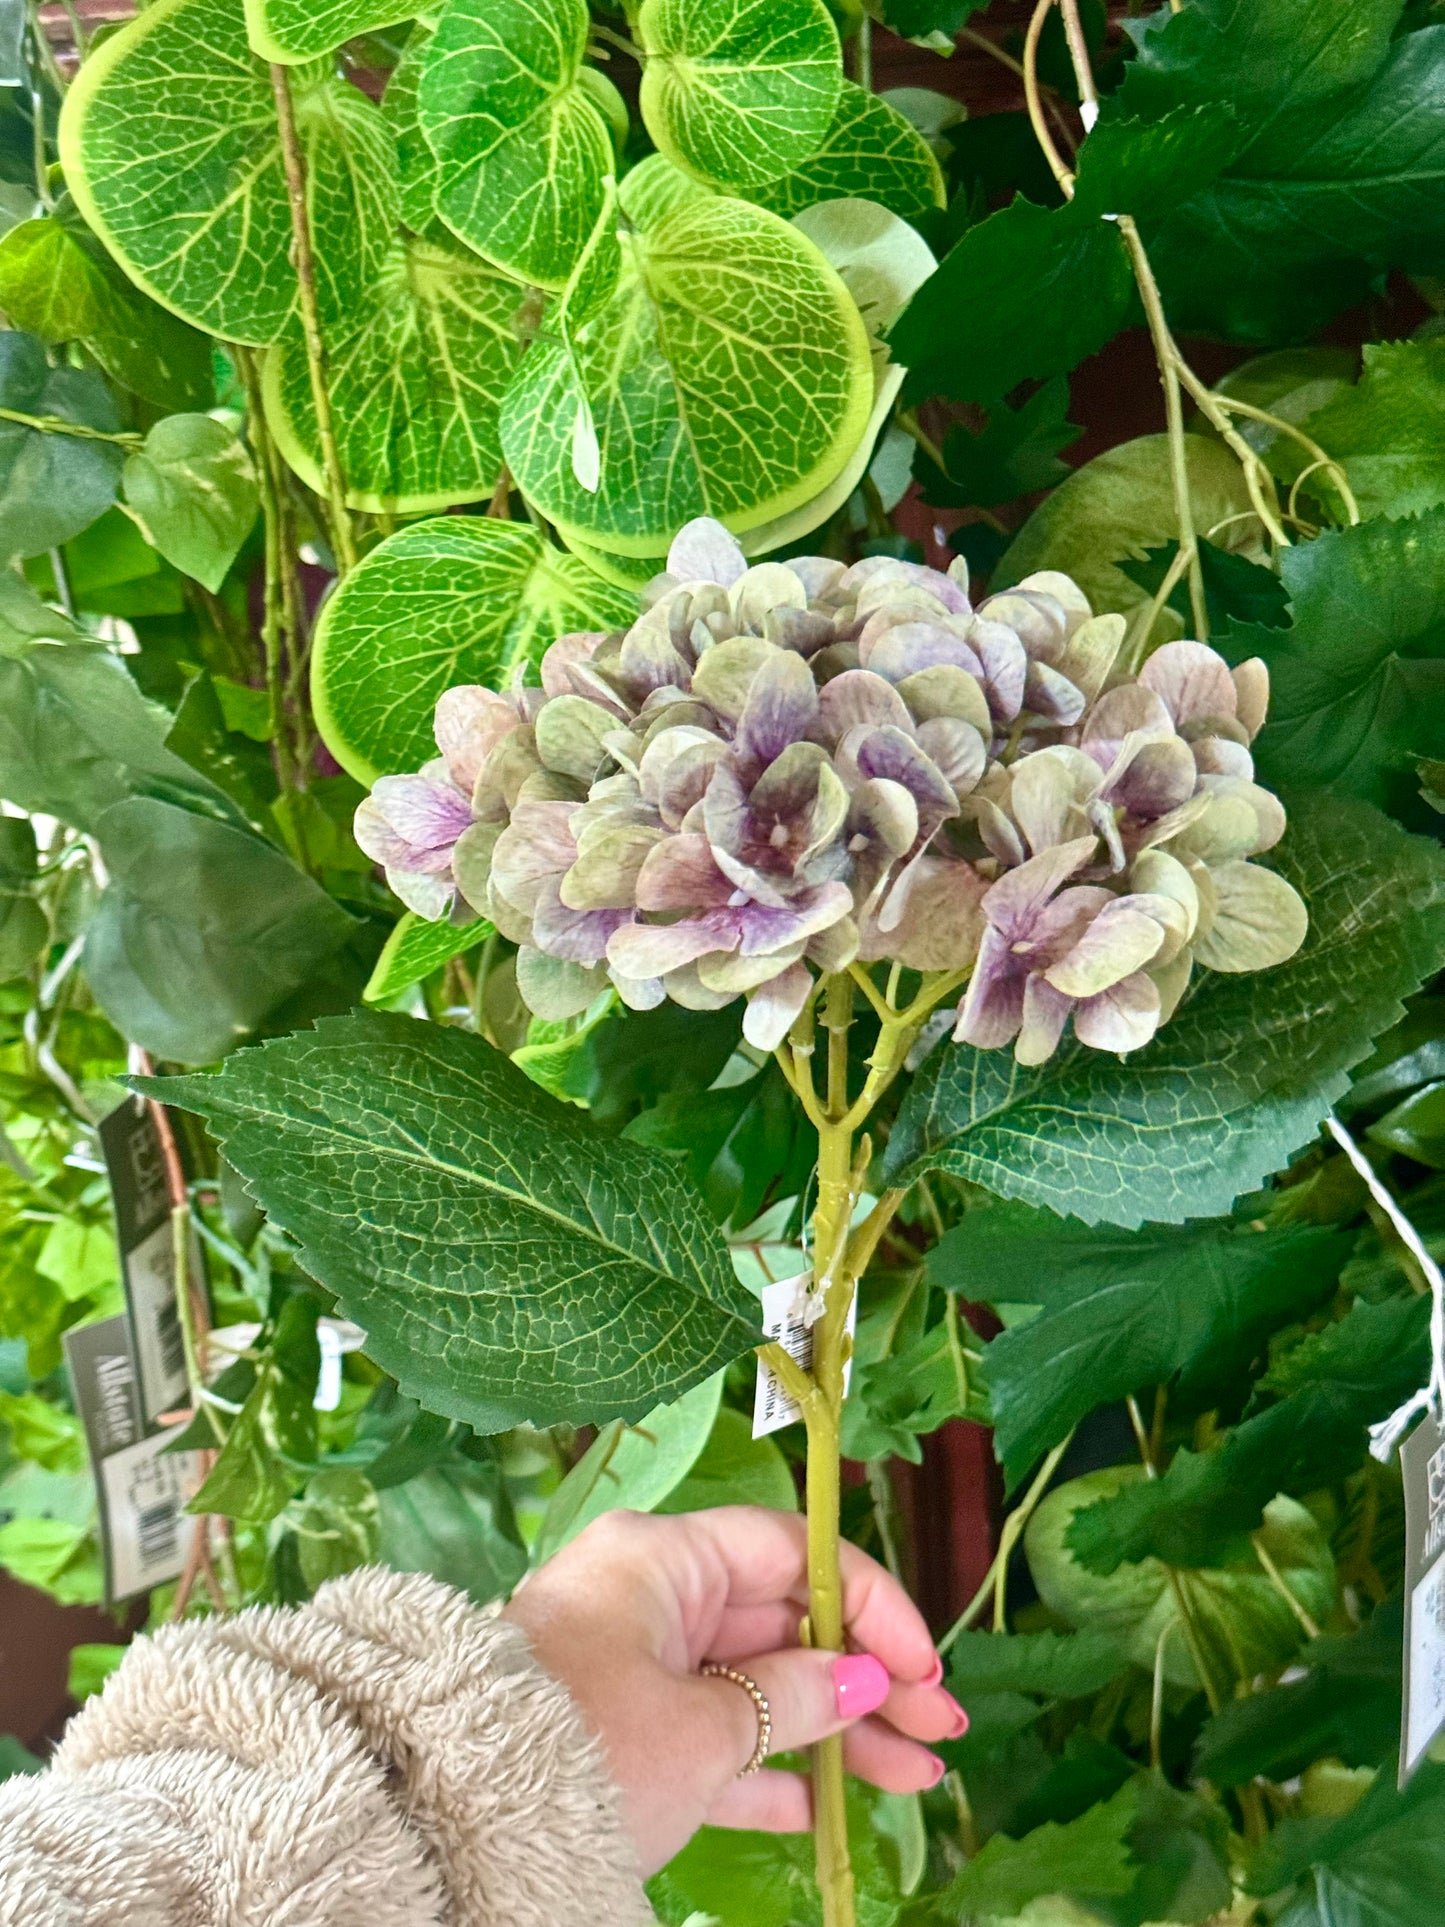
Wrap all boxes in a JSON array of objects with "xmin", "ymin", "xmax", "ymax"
[
  {"xmin": 1402, "ymin": 1412, "xmax": 1445, "ymax": 1780},
  {"xmin": 752, "ymin": 1274, "xmax": 857, "ymax": 1439},
  {"xmin": 99, "ymin": 1429, "xmax": 202, "ymax": 1601}
]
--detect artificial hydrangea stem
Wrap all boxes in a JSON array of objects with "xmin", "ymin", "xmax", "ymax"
[{"xmin": 269, "ymin": 62, "xmax": 358, "ymax": 577}]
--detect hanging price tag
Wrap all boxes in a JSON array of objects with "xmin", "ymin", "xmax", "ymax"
[
  {"xmin": 99, "ymin": 1097, "xmax": 201, "ymax": 1426},
  {"xmin": 752, "ymin": 1275, "xmax": 857, "ymax": 1440},
  {"xmin": 1401, "ymin": 1411, "xmax": 1445, "ymax": 1785},
  {"xmin": 64, "ymin": 1313, "xmax": 201, "ymax": 1604}
]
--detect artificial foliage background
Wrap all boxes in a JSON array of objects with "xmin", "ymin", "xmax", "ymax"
[{"xmin": 1, "ymin": 0, "xmax": 1445, "ymax": 1922}]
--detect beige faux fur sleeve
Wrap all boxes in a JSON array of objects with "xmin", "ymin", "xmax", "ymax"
[{"xmin": 0, "ymin": 1567, "xmax": 652, "ymax": 1927}]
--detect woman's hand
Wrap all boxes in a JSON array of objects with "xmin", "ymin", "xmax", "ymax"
[{"xmin": 502, "ymin": 1505, "xmax": 967, "ymax": 1875}]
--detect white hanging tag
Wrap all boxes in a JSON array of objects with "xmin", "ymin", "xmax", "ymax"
[{"xmin": 752, "ymin": 1274, "xmax": 857, "ymax": 1439}]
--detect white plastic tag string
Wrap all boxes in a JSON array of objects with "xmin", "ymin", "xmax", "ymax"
[{"xmin": 1325, "ymin": 1115, "xmax": 1445, "ymax": 1461}]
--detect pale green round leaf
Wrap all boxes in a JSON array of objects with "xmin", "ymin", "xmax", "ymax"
[
  {"xmin": 244, "ymin": 0, "xmax": 415, "ymax": 64},
  {"xmin": 382, "ymin": 27, "xmax": 442, "ymax": 235},
  {"xmin": 59, "ymin": 0, "xmax": 399, "ymax": 346},
  {"xmin": 122, "ymin": 413, "xmax": 259, "ymax": 592},
  {"xmin": 995, "ymin": 433, "xmax": 1257, "ymax": 630},
  {"xmin": 735, "ymin": 197, "xmax": 934, "ymax": 557},
  {"xmin": 637, "ymin": 0, "xmax": 841, "ymax": 191},
  {"xmin": 500, "ymin": 182, "xmax": 874, "ymax": 554},
  {"xmin": 264, "ymin": 232, "xmax": 525, "ymax": 513},
  {"xmin": 754, "ymin": 80, "xmax": 944, "ymax": 220},
  {"xmin": 418, "ymin": 0, "xmax": 614, "ymax": 290},
  {"xmin": 311, "ymin": 515, "xmax": 636, "ymax": 782}
]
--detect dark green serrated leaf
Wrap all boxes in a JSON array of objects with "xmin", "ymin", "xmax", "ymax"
[
  {"xmin": 1144, "ymin": 29, "xmax": 1445, "ymax": 341},
  {"xmin": 918, "ymin": 1782, "xmax": 1139, "ymax": 1922},
  {"xmin": 1120, "ymin": 0, "xmax": 1399, "ymax": 119},
  {"xmin": 84, "ymin": 796, "xmax": 356, "ymax": 1063},
  {"xmin": 1300, "ymin": 335, "xmax": 1445, "ymax": 521},
  {"xmin": 884, "ymin": 794, "xmax": 1445, "ymax": 1227},
  {"xmin": 1216, "ymin": 510, "xmax": 1445, "ymax": 825},
  {"xmin": 1068, "ymin": 1296, "xmax": 1430, "ymax": 1571},
  {"xmin": 933, "ymin": 1207, "xmax": 1350, "ymax": 1486},
  {"xmin": 913, "ymin": 378, "xmax": 1080, "ymax": 511},
  {"xmin": 893, "ymin": 107, "xmax": 1238, "ymax": 405},
  {"xmin": 1194, "ymin": 1595, "xmax": 1402, "ymax": 1787},
  {"xmin": 945, "ymin": 1628, "xmax": 1133, "ymax": 1700},
  {"xmin": 1119, "ymin": 537, "xmax": 1291, "ymax": 631},
  {"xmin": 138, "ymin": 1009, "xmax": 760, "ymax": 1431}
]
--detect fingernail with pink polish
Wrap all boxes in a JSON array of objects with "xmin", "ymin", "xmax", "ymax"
[
  {"xmin": 833, "ymin": 1653, "xmax": 890, "ymax": 1719},
  {"xmin": 928, "ymin": 1754, "xmax": 947, "ymax": 1786},
  {"xmin": 922, "ymin": 1652, "xmax": 944, "ymax": 1687},
  {"xmin": 942, "ymin": 1693, "xmax": 969, "ymax": 1738}
]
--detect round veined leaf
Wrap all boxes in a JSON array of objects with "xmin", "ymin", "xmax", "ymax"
[
  {"xmin": 739, "ymin": 197, "xmax": 935, "ymax": 557},
  {"xmin": 637, "ymin": 0, "xmax": 842, "ymax": 191},
  {"xmin": 311, "ymin": 516, "xmax": 637, "ymax": 782},
  {"xmin": 417, "ymin": 0, "xmax": 615, "ymax": 291},
  {"xmin": 58, "ymin": 0, "xmax": 398, "ymax": 346},
  {"xmin": 382, "ymin": 27, "xmax": 441, "ymax": 235},
  {"xmin": 244, "ymin": 0, "xmax": 415, "ymax": 64},
  {"xmin": 557, "ymin": 530, "xmax": 667, "ymax": 592},
  {"xmin": 263, "ymin": 232, "xmax": 525, "ymax": 513},
  {"xmin": 499, "ymin": 183, "xmax": 873, "ymax": 555},
  {"xmin": 754, "ymin": 81, "xmax": 945, "ymax": 221}
]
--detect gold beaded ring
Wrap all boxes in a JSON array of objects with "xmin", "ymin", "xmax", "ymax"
[{"xmin": 700, "ymin": 1661, "xmax": 773, "ymax": 1777}]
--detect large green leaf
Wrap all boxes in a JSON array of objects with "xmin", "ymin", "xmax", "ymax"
[
  {"xmin": 122, "ymin": 414, "xmax": 259, "ymax": 593},
  {"xmin": 0, "ymin": 622, "xmax": 240, "ymax": 833},
  {"xmin": 1260, "ymin": 1761, "xmax": 1445, "ymax": 1927},
  {"xmin": 140, "ymin": 1009, "xmax": 761, "ymax": 1430},
  {"xmin": 1028, "ymin": 1471, "xmax": 1337, "ymax": 1689},
  {"xmin": 914, "ymin": 378, "xmax": 1081, "ymax": 513},
  {"xmin": 638, "ymin": 0, "xmax": 840, "ymax": 192},
  {"xmin": 753, "ymin": 80, "xmax": 943, "ymax": 221},
  {"xmin": 933, "ymin": 1208, "xmax": 1350, "ymax": 1487},
  {"xmin": 1216, "ymin": 511, "xmax": 1445, "ymax": 822},
  {"xmin": 85, "ymin": 796, "xmax": 357, "ymax": 1062},
  {"xmin": 59, "ymin": 0, "xmax": 399, "ymax": 346},
  {"xmin": 993, "ymin": 433, "xmax": 1255, "ymax": 626},
  {"xmin": 0, "ymin": 333, "xmax": 123, "ymax": 560},
  {"xmin": 656, "ymin": 1405, "xmax": 798, "ymax": 1514},
  {"xmin": 0, "ymin": 209, "xmax": 213, "ymax": 411},
  {"xmin": 375, "ymin": 1455, "xmax": 528, "ymax": 1605},
  {"xmin": 310, "ymin": 515, "xmax": 636, "ymax": 784},
  {"xmin": 1298, "ymin": 336, "xmax": 1445, "ymax": 521},
  {"xmin": 264, "ymin": 231, "xmax": 524, "ymax": 513},
  {"xmin": 920, "ymin": 1784, "xmax": 1140, "ymax": 1921},
  {"xmin": 535, "ymin": 1370, "xmax": 724, "ymax": 1559},
  {"xmin": 1142, "ymin": 26, "xmax": 1445, "ymax": 340},
  {"xmin": 1067, "ymin": 1295, "xmax": 1430, "ymax": 1572},
  {"xmin": 885, "ymin": 794, "xmax": 1445, "ymax": 1226},
  {"xmin": 417, "ymin": 0, "xmax": 615, "ymax": 291},
  {"xmin": 891, "ymin": 108, "xmax": 1239, "ymax": 405},
  {"xmin": 244, "ymin": 0, "xmax": 415, "ymax": 63},
  {"xmin": 1120, "ymin": 0, "xmax": 1400, "ymax": 119},
  {"xmin": 500, "ymin": 175, "xmax": 873, "ymax": 555}
]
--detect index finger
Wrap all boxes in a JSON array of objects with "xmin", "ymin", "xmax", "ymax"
[{"xmin": 678, "ymin": 1506, "xmax": 938, "ymax": 1685}]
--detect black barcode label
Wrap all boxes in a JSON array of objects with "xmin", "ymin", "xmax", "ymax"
[{"xmin": 137, "ymin": 1498, "xmax": 179, "ymax": 1570}]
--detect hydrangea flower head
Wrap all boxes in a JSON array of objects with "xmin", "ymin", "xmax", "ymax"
[{"xmin": 357, "ymin": 519, "xmax": 1306, "ymax": 1063}]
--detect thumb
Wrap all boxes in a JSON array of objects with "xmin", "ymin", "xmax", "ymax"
[{"xmin": 702, "ymin": 1649, "xmax": 893, "ymax": 1768}]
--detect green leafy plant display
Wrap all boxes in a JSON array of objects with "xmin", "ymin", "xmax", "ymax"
[{"xmin": 2, "ymin": 3, "xmax": 1445, "ymax": 1926}]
